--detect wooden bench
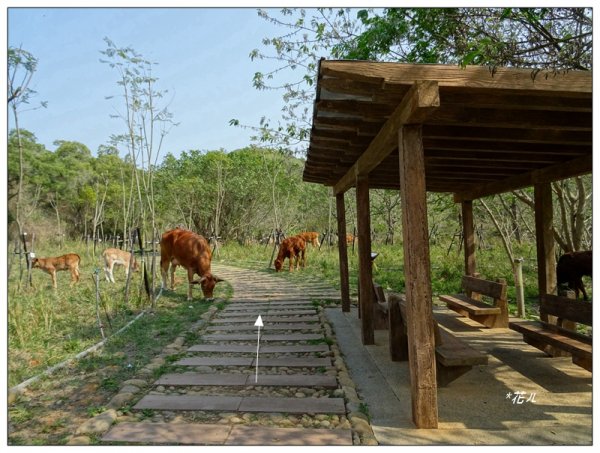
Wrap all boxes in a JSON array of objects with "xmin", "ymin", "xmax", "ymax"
[
  {"xmin": 386, "ymin": 292, "xmax": 488, "ymax": 386},
  {"xmin": 372, "ymin": 282, "xmax": 389, "ymax": 330},
  {"xmin": 439, "ymin": 276, "xmax": 508, "ymax": 328},
  {"xmin": 510, "ymin": 294, "xmax": 592, "ymax": 372}
]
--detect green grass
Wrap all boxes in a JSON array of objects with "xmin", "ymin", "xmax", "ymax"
[
  {"xmin": 7, "ymin": 237, "xmax": 564, "ymax": 389},
  {"xmin": 7, "ymin": 239, "xmax": 231, "ymax": 388}
]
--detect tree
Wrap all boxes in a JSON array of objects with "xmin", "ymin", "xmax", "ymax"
[
  {"xmin": 336, "ymin": 8, "xmax": 592, "ymax": 70},
  {"xmin": 101, "ymin": 37, "xmax": 177, "ymax": 308},
  {"xmin": 7, "ymin": 47, "xmax": 47, "ymax": 238}
]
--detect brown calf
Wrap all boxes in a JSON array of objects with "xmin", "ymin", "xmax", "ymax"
[
  {"xmin": 556, "ymin": 250, "xmax": 593, "ymax": 300},
  {"xmin": 297, "ymin": 231, "xmax": 320, "ymax": 247},
  {"xmin": 274, "ymin": 236, "xmax": 306, "ymax": 272},
  {"xmin": 31, "ymin": 253, "xmax": 81, "ymax": 289},
  {"xmin": 102, "ymin": 248, "xmax": 139, "ymax": 283}
]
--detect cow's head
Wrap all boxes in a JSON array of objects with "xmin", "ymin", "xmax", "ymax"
[
  {"xmin": 274, "ymin": 258, "xmax": 283, "ymax": 272},
  {"xmin": 198, "ymin": 273, "xmax": 224, "ymax": 299},
  {"xmin": 31, "ymin": 257, "xmax": 40, "ymax": 268}
]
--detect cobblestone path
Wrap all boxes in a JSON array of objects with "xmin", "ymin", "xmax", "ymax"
[{"xmin": 96, "ymin": 264, "xmax": 375, "ymax": 446}]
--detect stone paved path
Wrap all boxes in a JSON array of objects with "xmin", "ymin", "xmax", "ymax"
[{"xmin": 98, "ymin": 264, "xmax": 374, "ymax": 446}]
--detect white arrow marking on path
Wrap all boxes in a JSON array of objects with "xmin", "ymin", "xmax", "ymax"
[{"xmin": 254, "ymin": 315, "xmax": 263, "ymax": 383}]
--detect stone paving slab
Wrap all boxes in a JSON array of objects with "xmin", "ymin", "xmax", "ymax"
[
  {"xmin": 134, "ymin": 395, "xmax": 242, "ymax": 411},
  {"xmin": 176, "ymin": 356, "xmax": 330, "ymax": 368},
  {"xmin": 201, "ymin": 333, "xmax": 323, "ymax": 341},
  {"xmin": 226, "ymin": 426, "xmax": 353, "ymax": 446},
  {"xmin": 135, "ymin": 395, "xmax": 345, "ymax": 414},
  {"xmin": 206, "ymin": 323, "xmax": 320, "ymax": 332},
  {"xmin": 102, "ymin": 423, "xmax": 352, "ymax": 446},
  {"xmin": 187, "ymin": 344, "xmax": 330, "ymax": 353},
  {"xmin": 238, "ymin": 396, "xmax": 346, "ymax": 414},
  {"xmin": 155, "ymin": 373, "xmax": 338, "ymax": 387},
  {"xmin": 175, "ymin": 357, "xmax": 253, "ymax": 366},
  {"xmin": 227, "ymin": 300, "xmax": 315, "ymax": 307},
  {"xmin": 213, "ymin": 316, "xmax": 320, "ymax": 323},
  {"xmin": 155, "ymin": 373, "xmax": 248, "ymax": 386},
  {"xmin": 102, "ymin": 422, "xmax": 231, "ymax": 445},
  {"xmin": 255, "ymin": 357, "xmax": 332, "ymax": 367},
  {"xmin": 220, "ymin": 310, "xmax": 316, "ymax": 316}
]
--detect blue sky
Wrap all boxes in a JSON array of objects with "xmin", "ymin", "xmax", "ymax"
[{"xmin": 6, "ymin": 6, "xmax": 303, "ymax": 159}]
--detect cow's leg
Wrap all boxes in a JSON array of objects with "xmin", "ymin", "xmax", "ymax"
[
  {"xmin": 160, "ymin": 257, "xmax": 170, "ymax": 289},
  {"xmin": 50, "ymin": 270, "xmax": 57, "ymax": 289},
  {"xmin": 104, "ymin": 263, "xmax": 112, "ymax": 282},
  {"xmin": 106, "ymin": 263, "xmax": 115, "ymax": 283},
  {"xmin": 170, "ymin": 263, "xmax": 177, "ymax": 290},
  {"xmin": 74, "ymin": 264, "xmax": 80, "ymax": 283},
  {"xmin": 187, "ymin": 268, "xmax": 195, "ymax": 300},
  {"xmin": 70, "ymin": 268, "xmax": 78, "ymax": 286},
  {"xmin": 578, "ymin": 278, "xmax": 588, "ymax": 300}
]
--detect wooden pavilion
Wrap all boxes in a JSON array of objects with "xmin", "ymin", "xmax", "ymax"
[{"xmin": 302, "ymin": 60, "xmax": 592, "ymax": 428}]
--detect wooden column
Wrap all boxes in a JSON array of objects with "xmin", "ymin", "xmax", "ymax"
[
  {"xmin": 534, "ymin": 183, "xmax": 556, "ymax": 304},
  {"xmin": 462, "ymin": 200, "xmax": 476, "ymax": 276},
  {"xmin": 398, "ymin": 124, "xmax": 438, "ymax": 429},
  {"xmin": 336, "ymin": 191, "xmax": 351, "ymax": 312},
  {"xmin": 356, "ymin": 175, "xmax": 374, "ymax": 345}
]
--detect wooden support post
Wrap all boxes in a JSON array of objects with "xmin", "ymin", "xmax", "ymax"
[
  {"xmin": 356, "ymin": 175, "xmax": 374, "ymax": 345},
  {"xmin": 399, "ymin": 124, "xmax": 438, "ymax": 429},
  {"xmin": 534, "ymin": 183, "xmax": 570, "ymax": 355},
  {"xmin": 534, "ymin": 183, "xmax": 556, "ymax": 305},
  {"xmin": 462, "ymin": 200, "xmax": 476, "ymax": 276},
  {"xmin": 336, "ymin": 192, "xmax": 351, "ymax": 312}
]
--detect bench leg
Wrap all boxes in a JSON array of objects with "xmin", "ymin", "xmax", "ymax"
[
  {"xmin": 436, "ymin": 364, "xmax": 473, "ymax": 387},
  {"xmin": 389, "ymin": 299, "xmax": 409, "ymax": 361},
  {"xmin": 572, "ymin": 355, "xmax": 592, "ymax": 372},
  {"xmin": 522, "ymin": 336, "xmax": 572, "ymax": 358}
]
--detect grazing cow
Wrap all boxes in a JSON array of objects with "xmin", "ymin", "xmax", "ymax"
[
  {"xmin": 274, "ymin": 236, "xmax": 306, "ymax": 272},
  {"xmin": 102, "ymin": 248, "xmax": 139, "ymax": 283},
  {"xmin": 345, "ymin": 234, "xmax": 356, "ymax": 245},
  {"xmin": 556, "ymin": 250, "xmax": 593, "ymax": 300},
  {"xmin": 297, "ymin": 231, "xmax": 320, "ymax": 248},
  {"xmin": 31, "ymin": 253, "xmax": 80, "ymax": 289},
  {"xmin": 160, "ymin": 228, "xmax": 223, "ymax": 300}
]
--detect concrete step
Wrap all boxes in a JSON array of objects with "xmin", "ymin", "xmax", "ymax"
[
  {"xmin": 102, "ymin": 422, "xmax": 352, "ymax": 446},
  {"xmin": 134, "ymin": 394, "xmax": 346, "ymax": 414},
  {"xmin": 201, "ymin": 333, "xmax": 323, "ymax": 342},
  {"xmin": 155, "ymin": 372, "xmax": 338, "ymax": 387},
  {"xmin": 206, "ymin": 323, "xmax": 320, "ymax": 332},
  {"xmin": 175, "ymin": 356, "xmax": 331, "ymax": 368},
  {"xmin": 187, "ymin": 344, "xmax": 330, "ymax": 353},
  {"xmin": 213, "ymin": 316, "xmax": 320, "ymax": 323}
]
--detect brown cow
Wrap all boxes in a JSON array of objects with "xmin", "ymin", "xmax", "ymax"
[
  {"xmin": 160, "ymin": 228, "xmax": 223, "ymax": 300},
  {"xmin": 102, "ymin": 248, "xmax": 139, "ymax": 283},
  {"xmin": 31, "ymin": 253, "xmax": 81, "ymax": 289},
  {"xmin": 274, "ymin": 236, "xmax": 306, "ymax": 272},
  {"xmin": 345, "ymin": 233, "xmax": 355, "ymax": 245},
  {"xmin": 556, "ymin": 250, "xmax": 593, "ymax": 300},
  {"xmin": 297, "ymin": 231, "xmax": 320, "ymax": 247}
]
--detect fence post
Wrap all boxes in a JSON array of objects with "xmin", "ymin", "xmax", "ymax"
[
  {"xmin": 514, "ymin": 258, "xmax": 525, "ymax": 317},
  {"xmin": 93, "ymin": 269, "xmax": 105, "ymax": 339}
]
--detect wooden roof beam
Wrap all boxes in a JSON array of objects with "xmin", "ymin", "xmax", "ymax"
[
  {"xmin": 454, "ymin": 154, "xmax": 592, "ymax": 202},
  {"xmin": 333, "ymin": 80, "xmax": 440, "ymax": 195},
  {"xmin": 321, "ymin": 61, "xmax": 592, "ymax": 94}
]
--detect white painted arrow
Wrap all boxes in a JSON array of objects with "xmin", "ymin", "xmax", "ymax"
[{"xmin": 254, "ymin": 315, "xmax": 263, "ymax": 383}]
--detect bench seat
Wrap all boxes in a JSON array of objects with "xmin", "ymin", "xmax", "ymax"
[
  {"xmin": 386, "ymin": 292, "xmax": 488, "ymax": 386},
  {"xmin": 440, "ymin": 276, "xmax": 508, "ymax": 328},
  {"xmin": 509, "ymin": 294, "xmax": 592, "ymax": 372},
  {"xmin": 439, "ymin": 294, "xmax": 501, "ymax": 316}
]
